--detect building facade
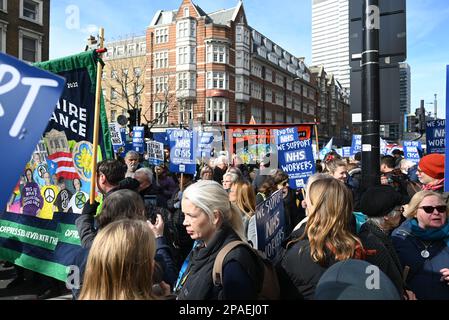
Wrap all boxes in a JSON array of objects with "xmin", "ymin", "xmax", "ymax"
[
  {"xmin": 312, "ymin": 0, "xmax": 350, "ymax": 90},
  {"xmin": 399, "ymin": 62, "xmax": 411, "ymax": 115},
  {"xmin": 311, "ymin": 65, "xmax": 351, "ymax": 146},
  {"xmin": 0, "ymin": 0, "xmax": 50, "ymax": 62},
  {"xmin": 145, "ymin": 0, "xmax": 318, "ymax": 131},
  {"xmin": 102, "ymin": 36, "xmax": 147, "ymax": 125}
]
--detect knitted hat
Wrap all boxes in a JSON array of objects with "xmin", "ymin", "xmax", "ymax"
[
  {"xmin": 418, "ymin": 154, "xmax": 445, "ymax": 179},
  {"xmin": 315, "ymin": 260, "xmax": 401, "ymax": 300},
  {"xmin": 360, "ymin": 185, "xmax": 404, "ymax": 218}
]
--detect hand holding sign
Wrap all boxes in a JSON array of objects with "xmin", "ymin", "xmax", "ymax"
[{"xmin": 0, "ymin": 53, "xmax": 65, "ymax": 212}]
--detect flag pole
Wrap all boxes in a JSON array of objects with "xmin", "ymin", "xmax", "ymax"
[
  {"xmin": 90, "ymin": 27, "xmax": 105, "ymax": 204},
  {"xmin": 314, "ymin": 118, "xmax": 320, "ymax": 159}
]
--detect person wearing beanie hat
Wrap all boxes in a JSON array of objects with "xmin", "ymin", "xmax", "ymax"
[
  {"xmin": 314, "ymin": 259, "xmax": 401, "ymax": 300},
  {"xmin": 358, "ymin": 185, "xmax": 415, "ymax": 299},
  {"xmin": 418, "ymin": 154, "xmax": 445, "ymax": 193}
]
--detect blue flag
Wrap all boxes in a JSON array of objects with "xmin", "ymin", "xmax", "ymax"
[{"xmin": 319, "ymin": 137, "xmax": 333, "ymax": 160}]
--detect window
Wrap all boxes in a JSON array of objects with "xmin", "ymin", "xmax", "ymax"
[
  {"xmin": 20, "ymin": 33, "xmax": 39, "ymax": 62},
  {"xmin": 111, "ymin": 88, "xmax": 118, "ymax": 100},
  {"xmin": 190, "ymin": 47, "xmax": 196, "ymax": 63},
  {"xmin": 265, "ymin": 89, "xmax": 272, "ymax": 103},
  {"xmin": 265, "ymin": 68, "xmax": 272, "ymax": 82},
  {"xmin": 116, "ymin": 46, "xmax": 124, "ymax": 57},
  {"xmin": 275, "ymin": 112, "xmax": 284, "ymax": 123},
  {"xmin": 177, "ymin": 21, "xmax": 188, "ymax": 38},
  {"xmin": 184, "ymin": 7, "xmax": 189, "ymax": 17},
  {"xmin": 127, "ymin": 44, "xmax": 136, "ymax": 56},
  {"xmin": 0, "ymin": 23, "xmax": 6, "ymax": 53},
  {"xmin": 154, "ymin": 102, "xmax": 168, "ymax": 125},
  {"xmin": 21, "ymin": 0, "xmax": 43, "ymax": 24},
  {"xmin": 111, "ymin": 110, "xmax": 117, "ymax": 122},
  {"xmin": 154, "ymin": 51, "xmax": 168, "ymax": 69},
  {"xmin": 179, "ymin": 102, "xmax": 193, "ymax": 124},
  {"xmin": 236, "ymin": 104, "xmax": 245, "ymax": 123},
  {"xmin": 177, "ymin": 72, "xmax": 188, "ymax": 90},
  {"xmin": 236, "ymin": 76, "xmax": 250, "ymax": 94},
  {"xmin": 139, "ymin": 42, "xmax": 146, "ymax": 54},
  {"xmin": 251, "ymin": 106, "xmax": 262, "ymax": 123},
  {"xmin": 0, "ymin": 0, "xmax": 7, "ymax": 12},
  {"xmin": 265, "ymin": 110, "xmax": 272, "ymax": 123},
  {"xmin": 251, "ymin": 82, "xmax": 262, "ymax": 99},
  {"xmin": 286, "ymin": 96, "xmax": 292, "ymax": 109},
  {"xmin": 154, "ymin": 76, "xmax": 168, "ymax": 93},
  {"xmin": 111, "ymin": 70, "xmax": 117, "ymax": 79},
  {"xmin": 276, "ymin": 74, "xmax": 284, "ymax": 87},
  {"xmin": 206, "ymin": 98, "xmax": 228, "ymax": 123},
  {"xmin": 178, "ymin": 46, "xmax": 188, "ymax": 64},
  {"xmin": 207, "ymin": 72, "xmax": 227, "ymax": 90},
  {"xmin": 251, "ymin": 63, "xmax": 262, "ymax": 78},
  {"xmin": 155, "ymin": 28, "xmax": 168, "ymax": 44},
  {"xmin": 236, "ymin": 26, "xmax": 250, "ymax": 45},
  {"xmin": 236, "ymin": 51, "xmax": 249, "ymax": 69},
  {"xmin": 207, "ymin": 44, "xmax": 227, "ymax": 63},
  {"xmin": 275, "ymin": 92, "xmax": 284, "ymax": 106}
]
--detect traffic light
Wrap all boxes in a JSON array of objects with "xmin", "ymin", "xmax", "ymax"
[{"xmin": 127, "ymin": 108, "xmax": 141, "ymax": 132}]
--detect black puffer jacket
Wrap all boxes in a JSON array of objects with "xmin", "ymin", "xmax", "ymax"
[{"xmin": 176, "ymin": 224, "xmax": 263, "ymax": 300}]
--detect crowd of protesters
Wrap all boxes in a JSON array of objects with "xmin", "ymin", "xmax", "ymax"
[{"xmin": 3, "ymin": 146, "xmax": 448, "ymax": 300}]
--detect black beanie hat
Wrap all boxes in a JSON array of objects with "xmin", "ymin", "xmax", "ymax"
[{"xmin": 360, "ymin": 185, "xmax": 404, "ymax": 218}]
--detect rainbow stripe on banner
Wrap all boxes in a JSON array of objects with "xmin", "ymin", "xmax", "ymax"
[{"xmin": 0, "ymin": 212, "xmax": 82, "ymax": 282}]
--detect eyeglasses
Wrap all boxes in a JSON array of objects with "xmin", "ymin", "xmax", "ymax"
[
  {"xmin": 394, "ymin": 207, "xmax": 405, "ymax": 214},
  {"xmin": 418, "ymin": 205, "xmax": 447, "ymax": 214}
]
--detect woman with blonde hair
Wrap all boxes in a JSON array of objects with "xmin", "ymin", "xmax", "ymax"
[
  {"xmin": 392, "ymin": 190, "xmax": 449, "ymax": 299},
  {"xmin": 175, "ymin": 180, "xmax": 263, "ymax": 300},
  {"xmin": 279, "ymin": 177, "xmax": 365, "ymax": 299},
  {"xmin": 323, "ymin": 158, "xmax": 348, "ymax": 182},
  {"xmin": 79, "ymin": 219, "xmax": 158, "ymax": 300},
  {"xmin": 229, "ymin": 181, "xmax": 257, "ymax": 245}
]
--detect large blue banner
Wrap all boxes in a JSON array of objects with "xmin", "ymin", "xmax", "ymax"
[
  {"xmin": 426, "ymin": 120, "xmax": 445, "ymax": 154},
  {"xmin": 351, "ymin": 134, "xmax": 362, "ymax": 156},
  {"xmin": 403, "ymin": 141, "xmax": 422, "ymax": 164},
  {"xmin": 0, "ymin": 53, "xmax": 65, "ymax": 212},
  {"xmin": 167, "ymin": 129, "xmax": 196, "ymax": 174},
  {"xmin": 197, "ymin": 131, "xmax": 214, "ymax": 159},
  {"xmin": 276, "ymin": 127, "xmax": 315, "ymax": 189},
  {"xmin": 255, "ymin": 190, "xmax": 285, "ymax": 264},
  {"xmin": 342, "ymin": 147, "xmax": 352, "ymax": 158}
]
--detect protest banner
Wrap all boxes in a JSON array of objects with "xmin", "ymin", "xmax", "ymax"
[
  {"xmin": 147, "ymin": 140, "xmax": 164, "ymax": 165},
  {"xmin": 0, "ymin": 52, "xmax": 65, "ymax": 213},
  {"xmin": 132, "ymin": 126, "xmax": 145, "ymax": 153},
  {"xmin": 403, "ymin": 141, "xmax": 422, "ymax": 164},
  {"xmin": 350, "ymin": 134, "xmax": 362, "ymax": 156},
  {"xmin": 109, "ymin": 122, "xmax": 124, "ymax": 153},
  {"xmin": 342, "ymin": 147, "xmax": 352, "ymax": 158},
  {"xmin": 254, "ymin": 190, "xmax": 285, "ymax": 264},
  {"xmin": 197, "ymin": 131, "xmax": 214, "ymax": 160},
  {"xmin": 167, "ymin": 129, "xmax": 196, "ymax": 174},
  {"xmin": 1, "ymin": 50, "xmax": 112, "ymax": 281},
  {"xmin": 426, "ymin": 119, "xmax": 445, "ymax": 154},
  {"xmin": 445, "ymin": 65, "xmax": 448, "ymax": 192},
  {"xmin": 275, "ymin": 127, "xmax": 316, "ymax": 189}
]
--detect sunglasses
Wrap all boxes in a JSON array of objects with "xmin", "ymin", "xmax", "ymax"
[{"xmin": 418, "ymin": 205, "xmax": 447, "ymax": 214}]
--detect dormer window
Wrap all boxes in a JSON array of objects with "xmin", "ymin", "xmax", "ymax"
[{"xmin": 184, "ymin": 7, "xmax": 189, "ymax": 17}]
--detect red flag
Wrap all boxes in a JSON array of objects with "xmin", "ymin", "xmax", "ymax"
[{"xmin": 47, "ymin": 152, "xmax": 79, "ymax": 180}]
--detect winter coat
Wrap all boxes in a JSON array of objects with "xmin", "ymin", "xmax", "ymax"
[
  {"xmin": 176, "ymin": 224, "xmax": 263, "ymax": 300},
  {"xmin": 392, "ymin": 219, "xmax": 449, "ymax": 300},
  {"xmin": 358, "ymin": 221, "xmax": 405, "ymax": 296}
]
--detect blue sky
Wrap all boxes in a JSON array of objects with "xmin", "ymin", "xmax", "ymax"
[{"xmin": 50, "ymin": 0, "xmax": 448, "ymax": 118}]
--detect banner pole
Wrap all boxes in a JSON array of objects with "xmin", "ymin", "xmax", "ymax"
[
  {"xmin": 180, "ymin": 173, "xmax": 184, "ymax": 193},
  {"xmin": 90, "ymin": 27, "xmax": 105, "ymax": 204},
  {"xmin": 314, "ymin": 119, "xmax": 320, "ymax": 159}
]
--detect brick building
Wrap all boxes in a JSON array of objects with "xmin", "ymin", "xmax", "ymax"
[
  {"xmin": 0, "ymin": 0, "xmax": 50, "ymax": 62},
  {"xmin": 145, "ymin": 0, "xmax": 318, "ymax": 131}
]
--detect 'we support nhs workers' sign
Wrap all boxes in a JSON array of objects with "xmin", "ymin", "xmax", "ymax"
[
  {"xmin": 276, "ymin": 127, "xmax": 315, "ymax": 189},
  {"xmin": 403, "ymin": 141, "xmax": 422, "ymax": 164},
  {"xmin": 426, "ymin": 120, "xmax": 445, "ymax": 154},
  {"xmin": 255, "ymin": 190, "xmax": 285, "ymax": 264},
  {"xmin": 132, "ymin": 126, "xmax": 145, "ymax": 153},
  {"xmin": 0, "ymin": 53, "xmax": 65, "ymax": 211},
  {"xmin": 167, "ymin": 129, "xmax": 196, "ymax": 174}
]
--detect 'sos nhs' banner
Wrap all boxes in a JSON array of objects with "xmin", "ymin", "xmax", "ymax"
[{"xmin": 0, "ymin": 53, "xmax": 65, "ymax": 212}]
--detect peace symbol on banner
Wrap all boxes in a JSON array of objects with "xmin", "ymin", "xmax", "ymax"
[
  {"xmin": 73, "ymin": 141, "xmax": 94, "ymax": 182},
  {"xmin": 44, "ymin": 188, "xmax": 55, "ymax": 203}
]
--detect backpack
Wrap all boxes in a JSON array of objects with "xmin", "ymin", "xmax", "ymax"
[{"xmin": 212, "ymin": 240, "xmax": 280, "ymax": 300}]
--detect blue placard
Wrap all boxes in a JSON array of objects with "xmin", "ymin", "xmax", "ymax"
[
  {"xmin": 132, "ymin": 126, "xmax": 145, "ymax": 153},
  {"xmin": 342, "ymin": 147, "xmax": 352, "ymax": 158},
  {"xmin": 167, "ymin": 129, "xmax": 196, "ymax": 174},
  {"xmin": 426, "ymin": 120, "xmax": 445, "ymax": 154},
  {"xmin": 276, "ymin": 128, "xmax": 315, "ymax": 189},
  {"xmin": 403, "ymin": 141, "xmax": 422, "ymax": 164},
  {"xmin": 351, "ymin": 134, "xmax": 362, "ymax": 156},
  {"xmin": 197, "ymin": 131, "xmax": 214, "ymax": 159},
  {"xmin": 255, "ymin": 190, "xmax": 285, "ymax": 264},
  {"xmin": 445, "ymin": 65, "xmax": 449, "ymax": 192},
  {"xmin": 0, "ymin": 53, "xmax": 65, "ymax": 212}
]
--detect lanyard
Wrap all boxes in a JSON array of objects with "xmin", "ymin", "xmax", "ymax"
[{"xmin": 174, "ymin": 241, "xmax": 200, "ymax": 291}]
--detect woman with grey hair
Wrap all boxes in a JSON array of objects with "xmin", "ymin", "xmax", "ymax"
[
  {"xmin": 175, "ymin": 180, "xmax": 262, "ymax": 300},
  {"xmin": 222, "ymin": 172, "xmax": 240, "ymax": 191}
]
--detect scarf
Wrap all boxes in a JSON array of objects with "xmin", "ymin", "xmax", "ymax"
[
  {"xmin": 410, "ymin": 219, "xmax": 449, "ymax": 247},
  {"xmin": 421, "ymin": 179, "xmax": 445, "ymax": 191}
]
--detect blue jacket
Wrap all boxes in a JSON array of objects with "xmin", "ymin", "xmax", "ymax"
[{"xmin": 391, "ymin": 219, "xmax": 449, "ymax": 300}]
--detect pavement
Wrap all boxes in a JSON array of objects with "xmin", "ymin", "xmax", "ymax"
[{"xmin": 0, "ymin": 261, "xmax": 72, "ymax": 300}]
